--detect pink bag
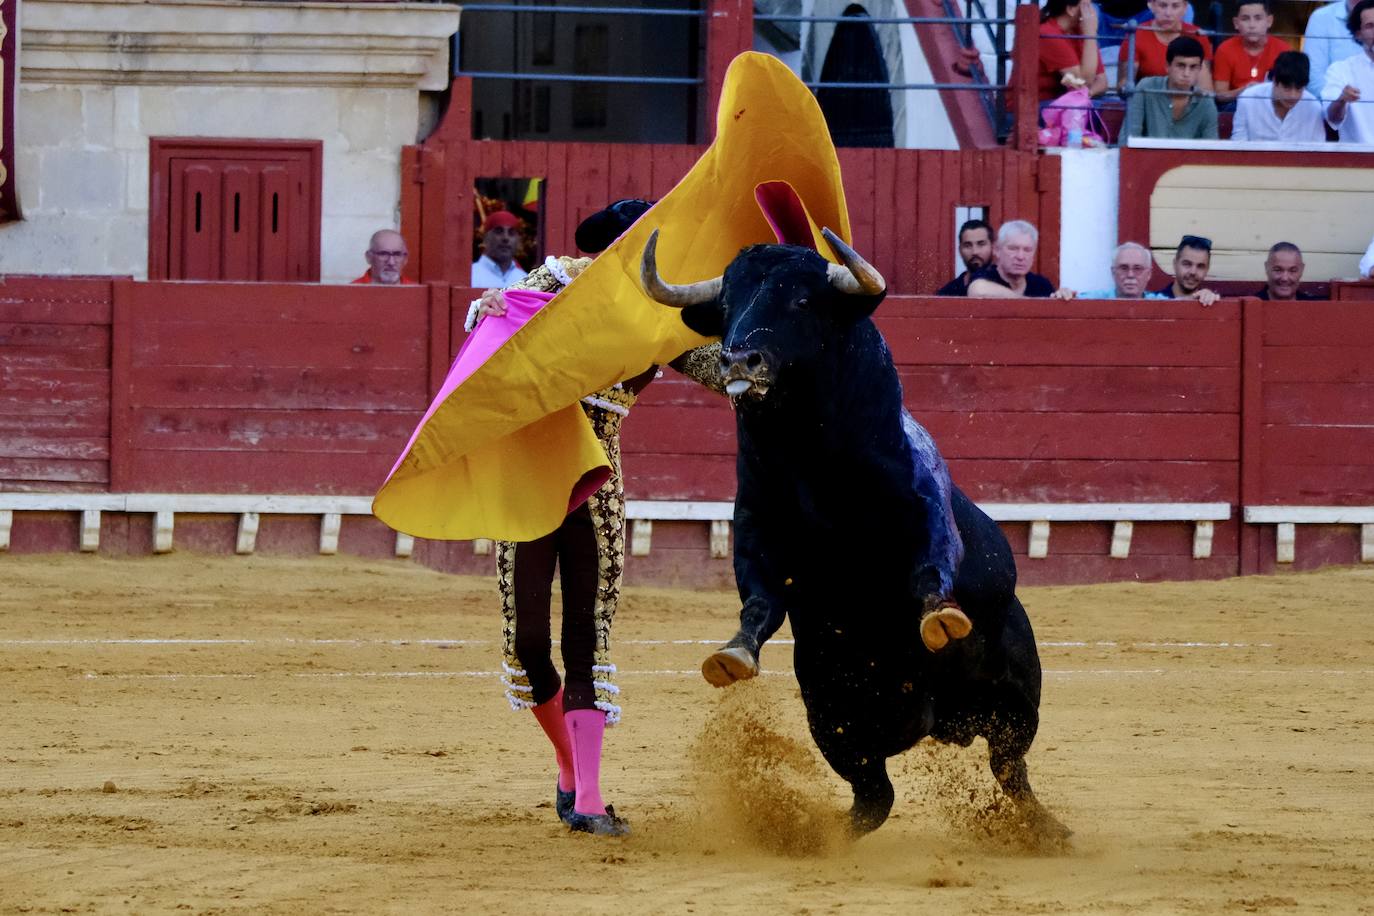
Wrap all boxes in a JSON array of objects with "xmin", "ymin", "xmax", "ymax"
[{"xmin": 1038, "ymin": 88, "xmax": 1108, "ymax": 147}]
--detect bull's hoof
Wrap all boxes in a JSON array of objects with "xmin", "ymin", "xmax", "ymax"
[
  {"xmin": 1017, "ymin": 799, "xmax": 1073, "ymax": 852},
  {"xmin": 920, "ymin": 606, "xmax": 972, "ymax": 652},
  {"xmin": 701, "ymin": 645, "xmax": 759, "ymax": 687}
]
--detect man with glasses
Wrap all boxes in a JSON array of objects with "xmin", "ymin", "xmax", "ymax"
[
  {"xmin": 1075, "ymin": 242, "xmax": 1169, "ymax": 298},
  {"xmin": 1152, "ymin": 234, "xmax": 1221, "ymax": 305},
  {"xmin": 352, "ymin": 229, "xmax": 416, "ymax": 285}
]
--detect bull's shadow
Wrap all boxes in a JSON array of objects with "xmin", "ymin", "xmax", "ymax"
[{"xmin": 641, "ymin": 229, "xmax": 1069, "ymax": 845}]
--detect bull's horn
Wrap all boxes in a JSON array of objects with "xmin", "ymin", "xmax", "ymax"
[
  {"xmin": 640, "ymin": 229, "xmax": 723, "ymax": 308},
  {"xmin": 822, "ymin": 227, "xmax": 887, "ymax": 297}
]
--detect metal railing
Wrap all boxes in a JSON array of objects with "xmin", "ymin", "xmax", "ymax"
[{"xmin": 456, "ymin": 2, "xmax": 1034, "ymax": 146}]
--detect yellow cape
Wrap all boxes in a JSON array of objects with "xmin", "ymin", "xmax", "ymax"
[{"xmin": 373, "ymin": 51, "xmax": 852, "ymax": 541}]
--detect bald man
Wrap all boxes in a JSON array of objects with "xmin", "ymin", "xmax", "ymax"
[{"xmin": 352, "ymin": 229, "xmax": 416, "ymax": 285}]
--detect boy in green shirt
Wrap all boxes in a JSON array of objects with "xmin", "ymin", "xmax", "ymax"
[{"xmin": 1123, "ymin": 35, "xmax": 1220, "ymax": 140}]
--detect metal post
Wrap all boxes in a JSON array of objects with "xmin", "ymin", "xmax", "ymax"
[
  {"xmin": 995, "ymin": 0, "xmax": 1008, "ymax": 136},
  {"xmin": 1126, "ymin": 24, "xmax": 1137, "ymax": 88}
]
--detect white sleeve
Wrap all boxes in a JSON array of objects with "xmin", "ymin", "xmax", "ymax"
[
  {"xmin": 1304, "ymin": 9, "xmax": 1332, "ymax": 94},
  {"xmin": 1321, "ymin": 58, "xmax": 1349, "ymax": 105},
  {"xmin": 1361, "ymin": 236, "xmax": 1374, "ymax": 280},
  {"xmin": 1231, "ymin": 91, "xmax": 1251, "ymax": 141}
]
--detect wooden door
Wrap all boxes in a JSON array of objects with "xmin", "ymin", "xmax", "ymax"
[{"xmin": 150, "ymin": 139, "xmax": 321, "ymax": 282}]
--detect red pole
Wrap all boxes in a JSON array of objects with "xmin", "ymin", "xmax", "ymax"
[{"xmin": 1011, "ymin": 4, "xmax": 1040, "ymax": 152}]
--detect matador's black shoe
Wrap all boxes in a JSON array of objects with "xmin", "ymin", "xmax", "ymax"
[
  {"xmin": 555, "ymin": 784, "xmax": 576, "ymax": 826},
  {"xmin": 566, "ymin": 804, "xmax": 631, "ymax": 837}
]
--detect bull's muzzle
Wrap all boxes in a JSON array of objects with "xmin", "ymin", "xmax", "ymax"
[{"xmin": 720, "ymin": 347, "xmax": 772, "ymax": 399}]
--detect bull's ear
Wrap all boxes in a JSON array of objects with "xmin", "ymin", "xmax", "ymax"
[
  {"xmin": 834, "ymin": 289, "xmax": 887, "ymax": 324},
  {"xmin": 679, "ymin": 300, "xmax": 726, "ymax": 337}
]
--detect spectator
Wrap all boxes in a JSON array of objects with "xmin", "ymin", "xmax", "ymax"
[
  {"xmin": 936, "ymin": 219, "xmax": 995, "ymax": 296},
  {"xmin": 1258, "ymin": 242, "xmax": 1318, "ymax": 300},
  {"xmin": 1039, "ymin": 0, "xmax": 1107, "ymax": 102},
  {"xmin": 1076, "ymin": 242, "xmax": 1170, "ymax": 298},
  {"xmin": 1360, "ymin": 232, "xmax": 1374, "ymax": 278},
  {"xmin": 1304, "ymin": 0, "xmax": 1364, "ymax": 94},
  {"xmin": 1233, "ymin": 52, "xmax": 1327, "ymax": 141},
  {"xmin": 1123, "ymin": 36, "xmax": 1220, "ymax": 140},
  {"xmin": 1152, "ymin": 234, "xmax": 1221, "ymax": 305},
  {"xmin": 1214, "ymin": 0, "xmax": 1290, "ymax": 104},
  {"xmin": 1118, "ymin": 0, "xmax": 1213, "ymax": 91},
  {"xmin": 1322, "ymin": 0, "xmax": 1374, "ymax": 143},
  {"xmin": 351, "ymin": 229, "xmax": 415, "ymax": 285},
  {"xmin": 471, "ymin": 211, "xmax": 528, "ymax": 288},
  {"xmin": 967, "ymin": 220, "xmax": 1072, "ymax": 298}
]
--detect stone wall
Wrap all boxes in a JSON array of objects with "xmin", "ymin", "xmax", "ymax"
[{"xmin": 0, "ymin": 0, "xmax": 460, "ymax": 282}]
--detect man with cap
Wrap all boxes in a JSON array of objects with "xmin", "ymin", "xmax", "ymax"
[{"xmin": 471, "ymin": 210, "xmax": 528, "ymax": 288}]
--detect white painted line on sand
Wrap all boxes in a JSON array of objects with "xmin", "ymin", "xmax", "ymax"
[
  {"xmin": 76, "ymin": 667, "xmax": 1373, "ymax": 681},
  {"xmin": 8, "ymin": 637, "xmax": 1272, "ymax": 649}
]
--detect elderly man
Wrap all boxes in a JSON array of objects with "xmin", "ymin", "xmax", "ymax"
[
  {"xmin": 1151, "ymin": 235, "xmax": 1221, "ymax": 305},
  {"xmin": 1076, "ymin": 242, "xmax": 1170, "ymax": 299},
  {"xmin": 1233, "ymin": 52, "xmax": 1327, "ymax": 142},
  {"xmin": 936, "ymin": 219, "xmax": 994, "ymax": 296},
  {"xmin": 966, "ymin": 220, "xmax": 1070, "ymax": 298},
  {"xmin": 471, "ymin": 210, "xmax": 528, "ymax": 288},
  {"xmin": 1323, "ymin": 0, "xmax": 1374, "ymax": 144},
  {"xmin": 1257, "ymin": 242, "xmax": 1318, "ymax": 300},
  {"xmin": 352, "ymin": 229, "xmax": 415, "ymax": 285},
  {"xmin": 1123, "ymin": 36, "xmax": 1219, "ymax": 141}
]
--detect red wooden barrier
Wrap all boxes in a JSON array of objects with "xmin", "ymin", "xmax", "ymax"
[
  {"xmin": 5, "ymin": 277, "xmax": 1372, "ymax": 583},
  {"xmin": 0, "ymin": 276, "xmax": 114, "ymax": 492},
  {"xmin": 114, "ymin": 282, "xmax": 436, "ymax": 494}
]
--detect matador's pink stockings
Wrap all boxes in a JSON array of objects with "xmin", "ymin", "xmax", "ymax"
[
  {"xmin": 565, "ymin": 708, "xmax": 608, "ymax": 816},
  {"xmin": 530, "ymin": 688, "xmax": 576, "ymax": 794}
]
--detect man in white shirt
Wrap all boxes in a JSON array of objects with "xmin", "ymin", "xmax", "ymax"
[
  {"xmin": 471, "ymin": 210, "xmax": 529, "ymax": 288},
  {"xmin": 1304, "ymin": 0, "xmax": 1363, "ymax": 93},
  {"xmin": 1323, "ymin": 0, "xmax": 1374, "ymax": 143},
  {"xmin": 1360, "ymin": 233, "xmax": 1374, "ymax": 278},
  {"xmin": 1233, "ymin": 51, "xmax": 1327, "ymax": 141}
]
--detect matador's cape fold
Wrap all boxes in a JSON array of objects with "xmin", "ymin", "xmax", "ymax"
[{"xmin": 373, "ymin": 51, "xmax": 853, "ymax": 541}]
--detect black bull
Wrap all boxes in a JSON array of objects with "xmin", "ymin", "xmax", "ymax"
[{"xmin": 641, "ymin": 230, "xmax": 1068, "ymax": 840}]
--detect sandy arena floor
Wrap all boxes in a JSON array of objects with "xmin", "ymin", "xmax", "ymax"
[{"xmin": 1, "ymin": 554, "xmax": 1371, "ymax": 915}]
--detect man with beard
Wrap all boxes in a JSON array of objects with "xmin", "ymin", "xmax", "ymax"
[
  {"xmin": 351, "ymin": 229, "xmax": 416, "ymax": 285},
  {"xmin": 1322, "ymin": 0, "xmax": 1374, "ymax": 144},
  {"xmin": 1151, "ymin": 235, "xmax": 1221, "ymax": 305},
  {"xmin": 1257, "ymin": 242, "xmax": 1318, "ymax": 300},
  {"xmin": 936, "ymin": 219, "xmax": 994, "ymax": 296},
  {"xmin": 471, "ymin": 210, "xmax": 529, "ymax": 288}
]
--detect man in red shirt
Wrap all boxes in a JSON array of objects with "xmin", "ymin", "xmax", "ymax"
[
  {"xmin": 1213, "ymin": 0, "xmax": 1290, "ymax": 103},
  {"xmin": 1118, "ymin": 0, "xmax": 1214, "ymax": 91},
  {"xmin": 351, "ymin": 229, "xmax": 417, "ymax": 285}
]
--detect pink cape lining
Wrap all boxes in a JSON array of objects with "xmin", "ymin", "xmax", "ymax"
[{"xmin": 384, "ymin": 289, "xmax": 550, "ymax": 481}]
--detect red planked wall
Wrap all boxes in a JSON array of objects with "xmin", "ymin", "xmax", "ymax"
[
  {"xmin": 0, "ymin": 276, "xmax": 114, "ymax": 492},
  {"xmin": 4, "ymin": 278, "xmax": 1372, "ymax": 582},
  {"xmin": 402, "ymin": 98, "xmax": 1061, "ymax": 297}
]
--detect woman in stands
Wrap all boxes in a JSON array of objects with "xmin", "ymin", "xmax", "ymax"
[
  {"xmin": 468, "ymin": 200, "xmax": 721, "ymax": 837},
  {"xmin": 1039, "ymin": 0, "xmax": 1108, "ymax": 102}
]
